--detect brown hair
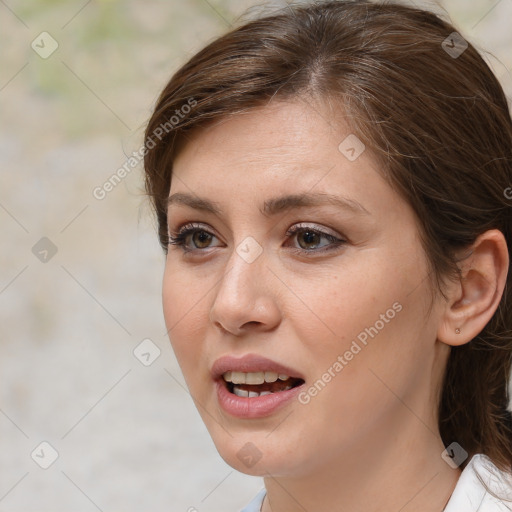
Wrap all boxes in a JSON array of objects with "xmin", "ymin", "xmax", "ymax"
[{"xmin": 144, "ymin": 0, "xmax": 512, "ymax": 490}]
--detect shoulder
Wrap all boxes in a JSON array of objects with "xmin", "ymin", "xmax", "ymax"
[
  {"xmin": 444, "ymin": 454, "xmax": 512, "ymax": 512},
  {"xmin": 239, "ymin": 487, "xmax": 266, "ymax": 512}
]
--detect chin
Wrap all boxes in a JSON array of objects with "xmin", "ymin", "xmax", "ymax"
[{"xmin": 210, "ymin": 427, "xmax": 305, "ymax": 477}]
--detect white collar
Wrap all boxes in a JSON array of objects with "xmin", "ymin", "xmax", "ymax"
[
  {"xmin": 241, "ymin": 454, "xmax": 512, "ymax": 512},
  {"xmin": 444, "ymin": 453, "xmax": 512, "ymax": 511}
]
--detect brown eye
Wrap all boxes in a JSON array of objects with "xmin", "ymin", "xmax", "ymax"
[
  {"xmin": 168, "ymin": 223, "xmax": 220, "ymax": 251},
  {"xmin": 297, "ymin": 230, "xmax": 322, "ymax": 250},
  {"xmin": 168, "ymin": 223, "xmax": 346, "ymax": 256},
  {"xmin": 285, "ymin": 224, "xmax": 347, "ymax": 255},
  {"xmin": 192, "ymin": 230, "xmax": 213, "ymax": 248}
]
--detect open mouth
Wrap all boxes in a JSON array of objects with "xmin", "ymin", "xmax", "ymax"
[{"xmin": 222, "ymin": 371, "xmax": 305, "ymax": 398}]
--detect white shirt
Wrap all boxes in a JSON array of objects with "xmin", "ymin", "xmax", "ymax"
[{"xmin": 240, "ymin": 454, "xmax": 512, "ymax": 512}]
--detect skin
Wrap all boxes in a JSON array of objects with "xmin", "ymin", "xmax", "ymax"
[{"xmin": 162, "ymin": 97, "xmax": 509, "ymax": 512}]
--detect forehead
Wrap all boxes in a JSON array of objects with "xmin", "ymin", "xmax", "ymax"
[
  {"xmin": 169, "ymin": 99, "xmax": 402, "ymax": 222},
  {"xmin": 174, "ymin": 99, "xmax": 342, "ymax": 165}
]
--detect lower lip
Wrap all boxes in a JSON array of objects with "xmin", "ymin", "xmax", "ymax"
[{"xmin": 215, "ymin": 379, "xmax": 304, "ymax": 419}]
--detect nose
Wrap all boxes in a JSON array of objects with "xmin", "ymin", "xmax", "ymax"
[{"xmin": 209, "ymin": 244, "xmax": 281, "ymax": 336}]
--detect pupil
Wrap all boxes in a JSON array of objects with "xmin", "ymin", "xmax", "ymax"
[
  {"xmin": 301, "ymin": 231, "xmax": 318, "ymax": 249},
  {"xmin": 194, "ymin": 231, "xmax": 210, "ymax": 247}
]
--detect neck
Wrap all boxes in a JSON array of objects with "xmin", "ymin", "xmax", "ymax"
[{"xmin": 261, "ymin": 410, "xmax": 461, "ymax": 512}]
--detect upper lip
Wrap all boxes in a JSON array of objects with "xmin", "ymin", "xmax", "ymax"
[{"xmin": 211, "ymin": 354, "xmax": 305, "ymax": 381}]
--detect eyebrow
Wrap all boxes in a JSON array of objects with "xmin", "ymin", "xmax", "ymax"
[{"xmin": 167, "ymin": 191, "xmax": 370, "ymax": 216}]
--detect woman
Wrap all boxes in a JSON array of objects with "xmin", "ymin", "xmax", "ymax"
[{"xmin": 143, "ymin": 1, "xmax": 512, "ymax": 510}]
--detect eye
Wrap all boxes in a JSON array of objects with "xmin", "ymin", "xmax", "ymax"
[
  {"xmin": 285, "ymin": 223, "xmax": 346, "ymax": 254},
  {"xmin": 168, "ymin": 222, "xmax": 346, "ymax": 255},
  {"xmin": 168, "ymin": 223, "xmax": 220, "ymax": 252}
]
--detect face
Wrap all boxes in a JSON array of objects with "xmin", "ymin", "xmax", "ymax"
[{"xmin": 163, "ymin": 98, "xmax": 448, "ymax": 478}]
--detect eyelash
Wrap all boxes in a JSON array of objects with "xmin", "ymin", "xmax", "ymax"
[{"xmin": 167, "ymin": 222, "xmax": 346, "ymax": 256}]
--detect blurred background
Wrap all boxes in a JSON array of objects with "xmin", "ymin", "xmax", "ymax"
[{"xmin": 0, "ymin": 0, "xmax": 511, "ymax": 511}]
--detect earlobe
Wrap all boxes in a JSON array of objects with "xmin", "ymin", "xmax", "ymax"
[{"xmin": 437, "ymin": 229, "xmax": 509, "ymax": 347}]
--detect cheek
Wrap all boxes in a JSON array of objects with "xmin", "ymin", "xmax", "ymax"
[
  {"xmin": 162, "ymin": 257, "xmax": 210, "ymax": 329},
  {"xmin": 291, "ymin": 251, "xmax": 420, "ymax": 357},
  {"xmin": 162, "ymin": 262, "xmax": 210, "ymax": 381},
  {"xmin": 292, "ymin": 247, "xmax": 431, "ymax": 410}
]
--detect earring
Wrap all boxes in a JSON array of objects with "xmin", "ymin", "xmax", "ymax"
[{"xmin": 455, "ymin": 328, "xmax": 461, "ymax": 334}]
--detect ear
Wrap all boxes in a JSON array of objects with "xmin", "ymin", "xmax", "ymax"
[{"xmin": 437, "ymin": 229, "xmax": 509, "ymax": 347}]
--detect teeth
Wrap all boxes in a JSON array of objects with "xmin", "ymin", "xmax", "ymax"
[
  {"xmin": 233, "ymin": 386, "xmax": 249, "ymax": 398},
  {"xmin": 230, "ymin": 371, "xmax": 246, "ymax": 384},
  {"xmin": 246, "ymin": 372, "xmax": 265, "ymax": 385},
  {"xmin": 231, "ymin": 385, "xmax": 293, "ymax": 397},
  {"xmin": 223, "ymin": 371, "xmax": 291, "ymax": 384}
]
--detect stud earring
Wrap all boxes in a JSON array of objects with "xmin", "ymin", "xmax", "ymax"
[{"xmin": 455, "ymin": 328, "xmax": 461, "ymax": 334}]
